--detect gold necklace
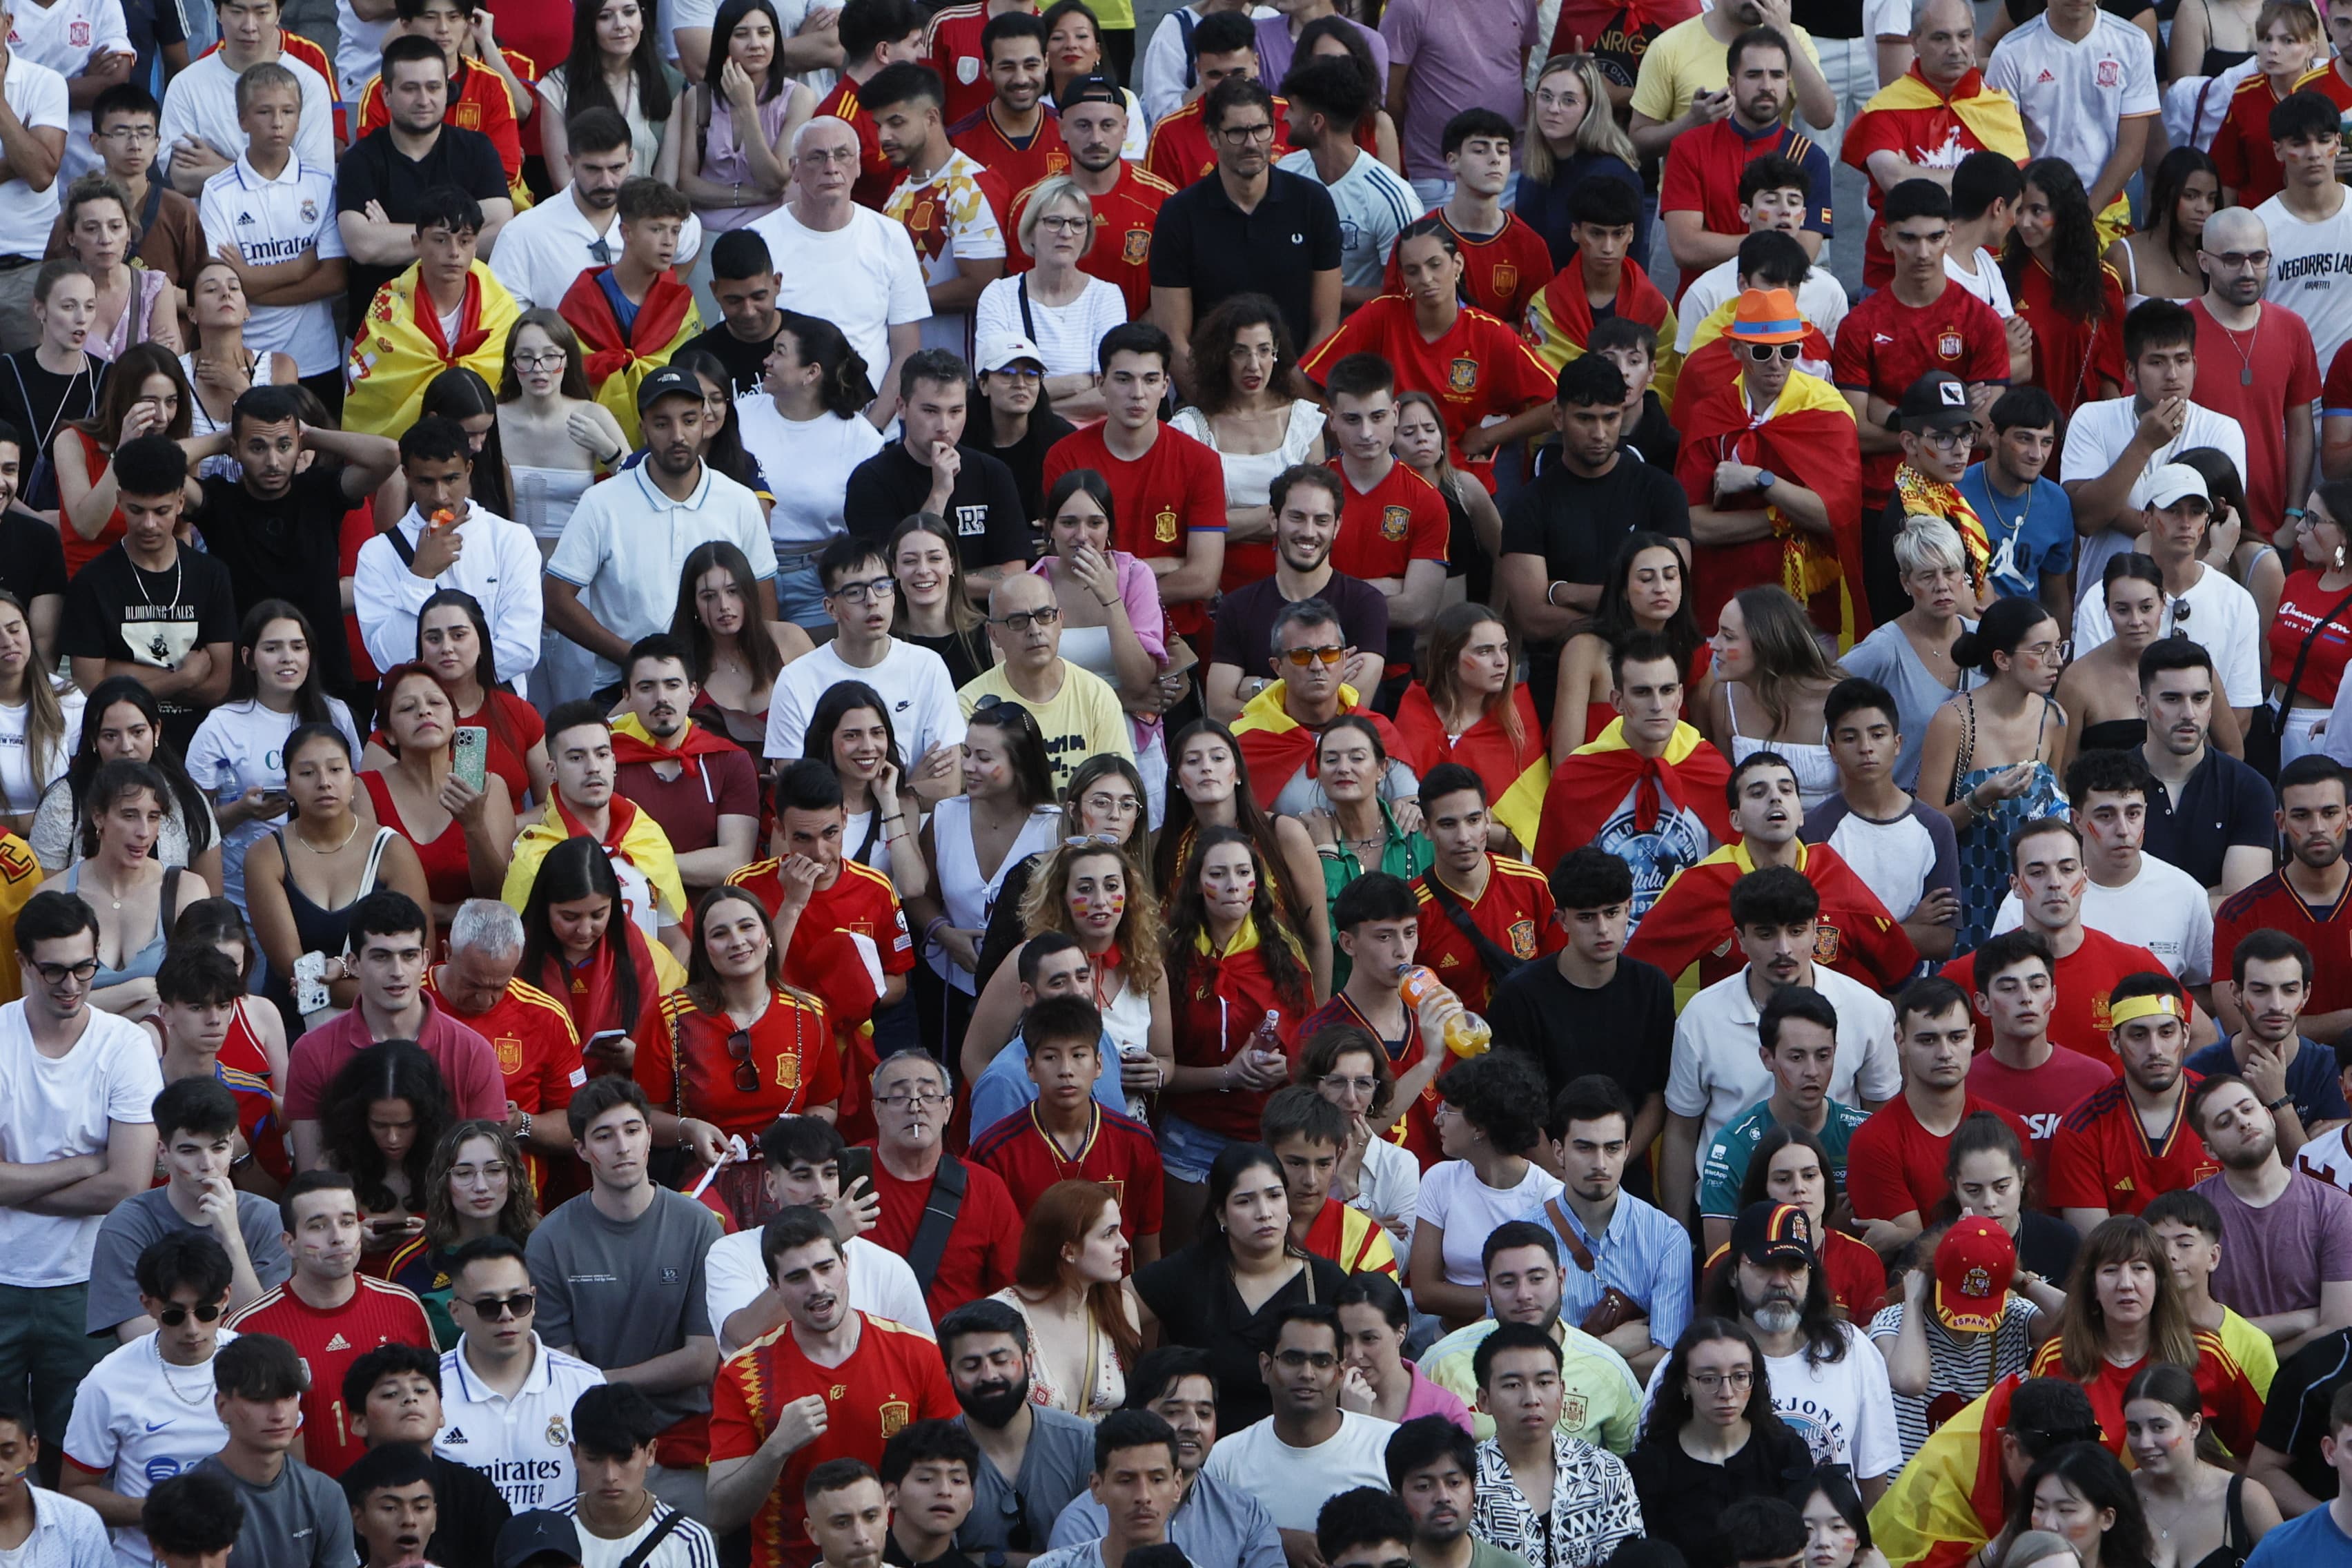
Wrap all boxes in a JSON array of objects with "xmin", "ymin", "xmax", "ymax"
[{"xmin": 296, "ymin": 816, "xmax": 362, "ymax": 856}]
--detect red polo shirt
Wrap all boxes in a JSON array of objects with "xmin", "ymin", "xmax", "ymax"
[{"xmin": 284, "ymin": 998, "xmax": 507, "ymax": 1122}]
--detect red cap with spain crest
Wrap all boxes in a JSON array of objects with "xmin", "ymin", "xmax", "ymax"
[{"xmin": 1934, "ymin": 1215, "xmax": 2016, "ymax": 1333}]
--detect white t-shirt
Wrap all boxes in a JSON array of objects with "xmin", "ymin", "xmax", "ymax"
[
  {"xmin": 184, "ymin": 696, "xmax": 362, "ymax": 910},
  {"xmin": 764, "ymin": 638, "xmax": 967, "ymax": 771},
  {"xmin": 1200, "ymin": 1411, "xmax": 1398, "ymax": 1531},
  {"xmin": 556, "ymin": 1498, "xmax": 720, "ymax": 1568},
  {"xmin": 1415, "ymin": 1157, "xmax": 1565, "ymax": 1288},
  {"xmin": 333, "ymin": 0, "xmax": 392, "ymax": 101},
  {"xmin": 433, "ymin": 1337, "xmax": 607, "ymax": 1510},
  {"xmin": 1946, "ymin": 246, "xmax": 2016, "ymax": 317},
  {"xmin": 732, "ymin": 397, "xmax": 885, "ymax": 549},
  {"xmin": 703, "ymin": 1230, "xmax": 933, "ymax": 1349},
  {"xmin": 1992, "ymin": 850, "xmax": 2215, "ymax": 982},
  {"xmin": 1137, "ymin": 3, "xmax": 1280, "ymax": 121},
  {"xmin": 973, "ymin": 273, "xmax": 1126, "ymax": 380},
  {"xmin": 2072, "ymin": 558, "xmax": 2264, "ymax": 707},
  {"xmin": 8, "ymin": 0, "xmax": 128, "ymax": 183},
  {"xmin": 157, "ymin": 49, "xmax": 335, "ymax": 192},
  {"xmin": 1276, "ymin": 147, "xmax": 1420, "ymax": 290},
  {"xmin": 1807, "ymin": 798, "xmax": 1951, "ymax": 932},
  {"xmin": 1984, "ymin": 11, "xmax": 2159, "ymax": 191},
  {"xmin": 2260, "ymin": 188, "xmax": 2352, "ymax": 378},
  {"xmin": 746, "ymin": 202, "xmax": 930, "ymax": 389},
  {"xmin": 199, "ymin": 155, "xmax": 347, "ymax": 376},
  {"xmin": 0, "ymin": 55, "xmax": 68, "ymax": 259},
  {"xmin": 64, "ymin": 1331, "xmax": 236, "ymax": 1568},
  {"xmin": 0, "ymin": 1002, "xmax": 159, "ymax": 1286},
  {"xmin": 0, "ymin": 687, "xmax": 79, "ymax": 821},
  {"xmin": 1640, "ymin": 1321, "xmax": 1903, "ymax": 1480},
  {"xmin": 2057, "ymin": 394, "xmax": 2249, "ymax": 591},
  {"xmin": 1665, "ymin": 965, "xmax": 1903, "ymax": 1165},
  {"xmin": 484, "ymin": 186, "xmax": 704, "ymax": 312},
  {"xmin": 1676, "ymin": 261, "xmax": 1849, "ymax": 353}
]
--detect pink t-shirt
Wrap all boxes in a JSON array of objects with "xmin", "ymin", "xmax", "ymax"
[
  {"xmin": 1379, "ymin": 0, "xmax": 1544, "ymax": 181},
  {"xmin": 2193, "ymin": 1168, "xmax": 2352, "ymax": 1320},
  {"xmin": 1404, "ymin": 1360, "xmax": 1476, "ymax": 1433},
  {"xmin": 284, "ymin": 999, "xmax": 507, "ymax": 1122},
  {"xmin": 1965, "ymin": 1046, "xmax": 2115, "ymax": 1162}
]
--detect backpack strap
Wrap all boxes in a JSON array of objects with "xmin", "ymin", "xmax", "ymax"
[
  {"xmin": 906, "ymin": 1154, "xmax": 970, "ymax": 1293},
  {"xmin": 618, "ymin": 1507, "xmax": 692, "ymax": 1568},
  {"xmin": 1420, "ymin": 869, "xmax": 1524, "ymax": 986}
]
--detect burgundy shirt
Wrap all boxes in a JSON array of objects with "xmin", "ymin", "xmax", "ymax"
[
  {"xmin": 617, "ymin": 749, "xmax": 761, "ymax": 859},
  {"xmin": 284, "ymin": 995, "xmax": 507, "ymax": 1121}
]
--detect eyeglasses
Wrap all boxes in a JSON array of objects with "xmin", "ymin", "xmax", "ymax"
[
  {"xmin": 1917, "ymin": 427, "xmax": 1974, "ymax": 453},
  {"xmin": 2209, "ymin": 249, "xmax": 2271, "ymax": 268},
  {"xmin": 1080, "ymin": 791, "xmax": 1141, "ymax": 816},
  {"xmin": 725, "ymin": 1027, "xmax": 760, "ymax": 1094},
  {"xmin": 1219, "ymin": 121, "xmax": 1277, "ymax": 141},
  {"xmin": 2022, "ymin": 637, "xmax": 2071, "ymax": 661},
  {"xmin": 876, "ymin": 1090, "xmax": 948, "ymax": 1109},
  {"xmin": 1323, "ymin": 1074, "xmax": 1380, "ymax": 1095},
  {"xmin": 990, "ymin": 365, "xmax": 1044, "ymax": 382},
  {"xmin": 513, "ymin": 351, "xmax": 566, "ymax": 370},
  {"xmin": 1035, "ymin": 214, "xmax": 1089, "ymax": 233},
  {"xmin": 1741, "ymin": 342, "xmax": 1802, "ymax": 362},
  {"xmin": 1279, "ymin": 645, "xmax": 1346, "ymax": 667},
  {"xmin": 99, "ymin": 125, "xmax": 158, "ymax": 145},
  {"xmin": 797, "ymin": 146, "xmax": 861, "ymax": 164},
  {"xmin": 827, "ymin": 576, "xmax": 897, "ymax": 605},
  {"xmin": 1273, "ymin": 1349, "xmax": 1338, "ymax": 1369},
  {"xmin": 30, "ymin": 958, "xmax": 98, "ymax": 983},
  {"xmin": 1687, "ymin": 1369, "xmax": 1754, "ymax": 1392},
  {"xmin": 156, "ymin": 1300, "xmax": 226, "ymax": 1326},
  {"xmin": 462, "ymin": 1292, "xmax": 538, "ymax": 1320},
  {"xmin": 990, "ymin": 607, "xmax": 1064, "ymax": 632}
]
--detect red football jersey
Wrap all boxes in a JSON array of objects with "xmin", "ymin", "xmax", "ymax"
[
  {"xmin": 1041, "ymin": 422, "xmax": 1228, "ymax": 636},
  {"xmin": 357, "ymin": 57, "xmax": 522, "ymax": 179},
  {"xmin": 708, "ymin": 1313, "xmax": 960, "ymax": 1568},
  {"xmin": 1830, "ymin": 280, "xmax": 2011, "ymax": 511},
  {"xmin": 2209, "ymin": 65, "xmax": 2352, "ymax": 206},
  {"xmin": 948, "ymin": 104, "xmax": 1071, "ymax": 199},
  {"xmin": 222, "ymin": 1278, "xmax": 434, "ymax": 1478},
  {"xmin": 2046, "ymin": 1078, "xmax": 2219, "ymax": 1218},
  {"xmin": 1299, "ymin": 295, "xmax": 1556, "ymax": 488},
  {"xmin": 2217, "ymin": 870, "xmax": 2352, "ymax": 1023},
  {"xmin": 1144, "ymin": 97, "xmax": 1294, "ymax": 190},
  {"xmin": 424, "ymin": 972, "xmax": 582, "ymax": 1115},
  {"xmin": 1410, "ymin": 857, "xmax": 1563, "ymax": 1013},
  {"xmin": 1006, "ymin": 162, "xmax": 1172, "ymax": 319},
  {"xmin": 1658, "ymin": 119, "xmax": 1833, "ymax": 301},
  {"xmin": 967, "ymin": 1102, "xmax": 1167, "ymax": 1245},
  {"xmin": 1329, "ymin": 458, "xmax": 1449, "ymax": 583},
  {"xmin": 2029, "ymin": 1337, "xmax": 2264, "ymax": 1459},
  {"xmin": 815, "ymin": 76, "xmax": 897, "ymax": 209},
  {"xmin": 1941, "ymin": 928, "xmax": 2167, "ymax": 1066},
  {"xmin": 923, "ymin": 1, "xmax": 1004, "ymax": 127},
  {"xmin": 640, "ymin": 988, "xmax": 844, "ymax": 1137},
  {"xmin": 728, "ymin": 857, "xmax": 917, "ymax": 980},
  {"xmin": 1843, "ymin": 1092, "xmax": 2033, "ymax": 1223},
  {"xmin": 1378, "ymin": 209, "xmax": 1554, "ymax": 326},
  {"xmin": 865, "ymin": 1155, "xmax": 1025, "ymax": 1319}
]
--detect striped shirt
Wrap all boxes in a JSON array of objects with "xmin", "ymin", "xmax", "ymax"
[
  {"xmin": 554, "ymin": 1497, "xmax": 721, "ymax": 1568},
  {"xmin": 1533, "ymin": 1191, "xmax": 1695, "ymax": 1354}
]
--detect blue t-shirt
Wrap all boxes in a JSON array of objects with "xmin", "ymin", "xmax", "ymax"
[
  {"xmin": 2247, "ymin": 1496, "xmax": 2352, "ymax": 1568},
  {"xmin": 2186, "ymin": 1036, "xmax": 2352, "ymax": 1129},
  {"xmin": 1959, "ymin": 463, "xmax": 2074, "ymax": 598}
]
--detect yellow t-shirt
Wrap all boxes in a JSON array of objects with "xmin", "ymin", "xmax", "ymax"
[
  {"xmin": 1629, "ymin": 14, "xmax": 1825, "ymax": 126},
  {"xmin": 956, "ymin": 661, "xmax": 1136, "ymax": 794}
]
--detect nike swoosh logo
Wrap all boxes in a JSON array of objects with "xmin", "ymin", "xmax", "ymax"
[{"xmin": 144, "ymin": 1420, "xmax": 173, "ymax": 1432}]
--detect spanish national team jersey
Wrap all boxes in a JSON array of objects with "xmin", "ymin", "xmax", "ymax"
[
  {"xmin": 424, "ymin": 972, "xmax": 582, "ymax": 1117},
  {"xmin": 1411, "ymin": 856, "xmax": 1565, "ymax": 1013},
  {"xmin": 1329, "ymin": 458, "xmax": 1448, "ymax": 673},
  {"xmin": 2209, "ymin": 66, "xmax": 2352, "ymax": 207},
  {"xmin": 726, "ymin": 858, "xmax": 917, "ymax": 982},
  {"xmin": 1378, "ymin": 208, "xmax": 1554, "ymax": 326},
  {"xmin": 357, "ymin": 57, "xmax": 523, "ymax": 180},
  {"xmin": 923, "ymin": 1, "xmax": 999, "ymax": 127},
  {"xmin": 968, "ymin": 1102, "xmax": 1167, "ymax": 1246},
  {"xmin": 2028, "ymin": 1333, "xmax": 2266, "ymax": 1458},
  {"xmin": 1144, "ymin": 97, "xmax": 1293, "ymax": 190},
  {"xmin": 1940, "ymin": 926, "xmax": 2166, "ymax": 1064},
  {"xmin": 1830, "ymin": 280, "xmax": 2011, "ymax": 509},
  {"xmin": 1300, "ymin": 295, "xmax": 1556, "ymax": 489},
  {"xmin": 1041, "ymin": 420, "xmax": 1228, "ymax": 636},
  {"xmin": 1007, "ymin": 162, "xmax": 1172, "ymax": 319},
  {"xmin": 2217, "ymin": 869, "xmax": 2352, "ymax": 1024},
  {"xmin": 948, "ymin": 104, "xmax": 1071, "ymax": 202},
  {"xmin": 1658, "ymin": 117, "xmax": 1833, "ymax": 296},
  {"xmin": 814, "ymin": 77, "xmax": 896, "ymax": 209},
  {"xmin": 2046, "ymin": 1078, "xmax": 2219, "ymax": 1219},
  {"xmin": 707, "ymin": 1313, "xmax": 959, "ymax": 1568},
  {"xmin": 222, "ymin": 1277, "xmax": 434, "ymax": 1479}
]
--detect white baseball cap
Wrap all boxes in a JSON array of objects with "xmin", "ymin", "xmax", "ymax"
[
  {"xmin": 2144, "ymin": 463, "xmax": 2211, "ymax": 509},
  {"xmin": 976, "ymin": 333, "xmax": 1048, "ymax": 374}
]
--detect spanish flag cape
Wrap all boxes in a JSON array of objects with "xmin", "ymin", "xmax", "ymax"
[
  {"xmin": 1868, "ymin": 1373, "xmax": 2026, "ymax": 1568},
  {"xmin": 344, "ymin": 260, "xmax": 520, "ymax": 438},
  {"xmin": 1623, "ymin": 837, "xmax": 1919, "ymax": 990},
  {"xmin": 609, "ymin": 712, "xmax": 741, "ymax": 790},
  {"xmin": 558, "ymin": 264, "xmax": 703, "ymax": 434},
  {"xmin": 1894, "ymin": 461, "xmax": 1995, "ymax": 593},
  {"xmin": 1229, "ymin": 681, "xmax": 1424, "ymax": 811},
  {"xmin": 1526, "ymin": 252, "xmax": 1682, "ymax": 406},
  {"xmin": 1391, "ymin": 682, "xmax": 1550, "ymax": 851},
  {"xmin": 1672, "ymin": 367, "xmax": 1869, "ymax": 636},
  {"xmin": 1531, "ymin": 718, "xmax": 1732, "ymax": 875},
  {"xmin": 1858, "ymin": 64, "xmax": 2028, "ymax": 169},
  {"xmin": 500, "ymin": 794, "xmax": 689, "ymax": 936}
]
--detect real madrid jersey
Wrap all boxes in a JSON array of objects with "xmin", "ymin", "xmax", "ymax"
[{"xmin": 433, "ymin": 1338, "xmax": 608, "ymax": 1509}]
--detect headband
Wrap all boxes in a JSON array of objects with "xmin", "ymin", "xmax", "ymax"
[{"xmin": 2108, "ymin": 992, "xmax": 2184, "ymax": 1030}]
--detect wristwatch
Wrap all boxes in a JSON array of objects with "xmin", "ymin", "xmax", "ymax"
[{"xmin": 517, "ymin": 1110, "xmax": 533, "ymax": 1141}]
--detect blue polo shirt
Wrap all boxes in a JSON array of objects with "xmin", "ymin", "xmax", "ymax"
[{"xmin": 2140, "ymin": 745, "xmax": 2276, "ymax": 890}]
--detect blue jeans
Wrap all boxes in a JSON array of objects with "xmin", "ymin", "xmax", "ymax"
[
  {"xmin": 775, "ymin": 558, "xmax": 830, "ymax": 629},
  {"xmin": 1157, "ymin": 1112, "xmax": 1235, "ymax": 1184}
]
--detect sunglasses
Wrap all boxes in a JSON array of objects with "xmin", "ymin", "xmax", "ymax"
[
  {"xmin": 1741, "ymin": 342, "xmax": 1802, "ymax": 362},
  {"xmin": 463, "ymin": 1292, "xmax": 537, "ymax": 1320},
  {"xmin": 1280, "ymin": 645, "xmax": 1346, "ymax": 667},
  {"xmin": 156, "ymin": 1300, "xmax": 226, "ymax": 1326},
  {"xmin": 726, "ymin": 1028, "xmax": 759, "ymax": 1094}
]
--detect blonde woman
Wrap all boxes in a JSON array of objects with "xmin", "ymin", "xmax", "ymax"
[
  {"xmin": 59, "ymin": 175, "xmax": 180, "ymax": 359},
  {"xmin": 1702, "ymin": 585, "xmax": 1845, "ymax": 812},
  {"xmin": 974, "ymin": 177, "xmax": 1124, "ymax": 423},
  {"xmin": 1513, "ymin": 55, "xmax": 1643, "ymax": 271}
]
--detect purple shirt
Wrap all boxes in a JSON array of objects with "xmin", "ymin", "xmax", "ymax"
[
  {"xmin": 1255, "ymin": 14, "xmax": 1389, "ymax": 97},
  {"xmin": 1378, "ymin": 0, "xmax": 1542, "ymax": 179},
  {"xmin": 2193, "ymin": 1168, "xmax": 2352, "ymax": 1320},
  {"xmin": 284, "ymin": 996, "xmax": 508, "ymax": 1122}
]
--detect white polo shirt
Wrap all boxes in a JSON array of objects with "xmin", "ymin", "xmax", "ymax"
[
  {"xmin": 487, "ymin": 183, "xmax": 705, "ymax": 311},
  {"xmin": 6, "ymin": 0, "xmax": 128, "ymax": 183},
  {"xmin": 0, "ymin": 55, "xmax": 67, "ymax": 260},
  {"xmin": 157, "ymin": 47, "xmax": 335, "ymax": 188},
  {"xmin": 547, "ymin": 461, "xmax": 780, "ymax": 690},
  {"xmin": 433, "ymin": 1336, "xmax": 606, "ymax": 1510},
  {"xmin": 1665, "ymin": 963, "xmax": 1902, "ymax": 1168},
  {"xmin": 197, "ymin": 153, "xmax": 345, "ymax": 375}
]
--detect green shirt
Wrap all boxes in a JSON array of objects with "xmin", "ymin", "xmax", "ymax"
[
  {"xmin": 1316, "ymin": 799, "xmax": 1433, "ymax": 988},
  {"xmin": 1420, "ymin": 1317, "xmax": 1644, "ymax": 1453},
  {"xmin": 1698, "ymin": 1098, "xmax": 1873, "ymax": 1219}
]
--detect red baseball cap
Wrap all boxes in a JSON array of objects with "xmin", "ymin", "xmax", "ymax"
[{"xmin": 1934, "ymin": 1217, "xmax": 2017, "ymax": 1333}]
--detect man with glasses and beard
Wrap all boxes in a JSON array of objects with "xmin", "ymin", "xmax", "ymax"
[
  {"xmin": 938, "ymin": 1300, "xmax": 1092, "ymax": 1565},
  {"xmin": 2189, "ymin": 207, "xmax": 2317, "ymax": 536},
  {"xmin": 2219, "ymin": 757, "xmax": 2352, "ymax": 1047},
  {"xmin": 1228, "ymin": 600, "xmax": 1424, "ymax": 812},
  {"xmin": 1675, "ymin": 1201, "xmax": 1901, "ymax": 1504},
  {"xmin": 1202, "ymin": 1306, "xmax": 1393, "ymax": 1565},
  {"xmin": 1048, "ymin": 1349, "xmax": 1282, "ymax": 1568}
]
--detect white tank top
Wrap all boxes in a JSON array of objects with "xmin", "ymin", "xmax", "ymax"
[{"xmin": 930, "ymin": 797, "xmax": 1063, "ymax": 992}]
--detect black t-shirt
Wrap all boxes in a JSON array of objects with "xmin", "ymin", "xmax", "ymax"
[
  {"xmin": 61, "ymin": 545, "xmax": 239, "ymax": 749},
  {"xmin": 426, "ymin": 1455, "xmax": 510, "ymax": 1568},
  {"xmin": 1150, "ymin": 169, "xmax": 1344, "ymax": 365},
  {"xmin": 0, "ymin": 351, "xmax": 106, "ymax": 512},
  {"xmin": 335, "ymin": 126, "xmax": 510, "ymax": 321},
  {"xmin": 1130, "ymin": 1246, "xmax": 1348, "ymax": 1434},
  {"xmin": 842, "ymin": 442, "xmax": 1031, "ymax": 569},
  {"xmin": 0, "ymin": 505, "xmax": 67, "ymax": 609},
  {"xmin": 680, "ymin": 319, "xmax": 778, "ymax": 401},
  {"xmin": 2139, "ymin": 745, "xmax": 2276, "ymax": 889},
  {"xmin": 1500, "ymin": 455, "xmax": 1691, "ymax": 622},
  {"xmin": 195, "ymin": 467, "xmax": 354, "ymax": 689},
  {"xmin": 1625, "ymin": 391, "xmax": 1680, "ymax": 473},
  {"xmin": 1626, "ymin": 1421, "xmax": 1816, "ymax": 1568},
  {"xmin": 987, "ymin": 406, "xmax": 1077, "ymax": 553},
  {"xmin": 1488, "ymin": 955, "xmax": 1675, "ymax": 1106},
  {"xmin": 2016, "ymin": 1209, "xmax": 2078, "ymax": 1288},
  {"xmin": 904, "ymin": 626, "xmax": 992, "ymax": 690},
  {"xmin": 2255, "ymin": 1329, "xmax": 2352, "ymax": 1505},
  {"xmin": 1211, "ymin": 572, "xmax": 1390, "ymax": 680}
]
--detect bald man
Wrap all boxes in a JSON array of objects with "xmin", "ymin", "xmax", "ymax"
[
  {"xmin": 2192, "ymin": 205, "xmax": 2321, "ymax": 529},
  {"xmin": 747, "ymin": 115, "xmax": 930, "ymax": 424},
  {"xmin": 954, "ymin": 571, "xmax": 1137, "ymax": 792}
]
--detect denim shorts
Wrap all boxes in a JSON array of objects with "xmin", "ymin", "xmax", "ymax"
[
  {"xmin": 774, "ymin": 556, "xmax": 830, "ymax": 629},
  {"xmin": 1157, "ymin": 1111, "xmax": 1235, "ymax": 1184}
]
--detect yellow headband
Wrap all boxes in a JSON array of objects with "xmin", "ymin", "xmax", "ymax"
[{"xmin": 2109, "ymin": 992, "xmax": 2184, "ymax": 1030}]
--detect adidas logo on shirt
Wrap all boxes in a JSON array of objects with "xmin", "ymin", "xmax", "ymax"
[
  {"xmin": 324, "ymin": 1333, "xmax": 350, "ymax": 1351},
  {"xmin": 443, "ymin": 1427, "xmax": 468, "ymax": 1445}
]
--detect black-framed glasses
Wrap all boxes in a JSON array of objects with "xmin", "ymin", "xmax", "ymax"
[
  {"xmin": 463, "ymin": 1291, "xmax": 537, "ymax": 1320},
  {"xmin": 1741, "ymin": 342, "xmax": 1802, "ymax": 362},
  {"xmin": 990, "ymin": 607, "xmax": 1062, "ymax": 632},
  {"xmin": 157, "ymin": 1301, "xmax": 226, "ymax": 1326},
  {"xmin": 30, "ymin": 958, "xmax": 98, "ymax": 983},
  {"xmin": 726, "ymin": 1027, "xmax": 759, "ymax": 1094},
  {"xmin": 827, "ymin": 576, "xmax": 896, "ymax": 605},
  {"xmin": 1917, "ymin": 426, "xmax": 1974, "ymax": 453},
  {"xmin": 1218, "ymin": 121, "xmax": 1276, "ymax": 141}
]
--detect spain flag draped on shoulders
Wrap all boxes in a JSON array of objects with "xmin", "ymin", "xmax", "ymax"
[
  {"xmin": 559, "ymin": 264, "xmax": 702, "ymax": 435},
  {"xmin": 1672, "ymin": 288, "xmax": 1866, "ymax": 640},
  {"xmin": 1841, "ymin": 62, "xmax": 2027, "ymax": 289},
  {"xmin": 1230, "ymin": 682, "xmax": 1426, "ymax": 811},
  {"xmin": 1391, "ymin": 683, "xmax": 1549, "ymax": 852},
  {"xmin": 1531, "ymin": 717, "xmax": 1733, "ymax": 876},
  {"xmin": 1870, "ymin": 1373, "xmax": 2032, "ymax": 1568},
  {"xmin": 1525, "ymin": 250, "xmax": 1682, "ymax": 406},
  {"xmin": 344, "ymin": 259, "xmax": 520, "ymax": 438},
  {"xmin": 1627, "ymin": 836, "xmax": 1917, "ymax": 988}
]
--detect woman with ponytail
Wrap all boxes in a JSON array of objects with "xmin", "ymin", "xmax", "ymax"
[{"xmin": 738, "ymin": 311, "xmax": 885, "ymax": 631}]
